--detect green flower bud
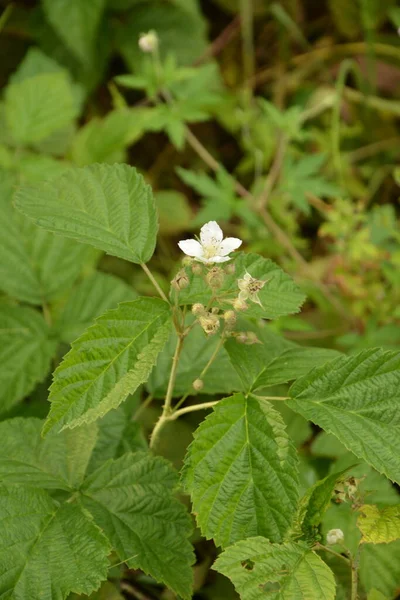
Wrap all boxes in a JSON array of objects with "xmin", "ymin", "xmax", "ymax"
[
  {"xmin": 192, "ymin": 303, "xmax": 206, "ymax": 316},
  {"xmin": 206, "ymin": 266, "xmax": 224, "ymax": 290},
  {"xmin": 171, "ymin": 269, "xmax": 189, "ymax": 291}
]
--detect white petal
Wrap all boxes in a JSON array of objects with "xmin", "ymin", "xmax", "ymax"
[
  {"xmin": 200, "ymin": 221, "xmax": 223, "ymax": 245},
  {"xmin": 219, "ymin": 237, "xmax": 242, "ymax": 256},
  {"xmin": 178, "ymin": 239, "xmax": 204, "ymax": 258},
  {"xmin": 212, "ymin": 255, "xmax": 231, "ymax": 263}
]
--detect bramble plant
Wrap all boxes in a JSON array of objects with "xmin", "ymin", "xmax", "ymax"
[{"xmin": 1, "ymin": 1, "xmax": 400, "ymax": 599}]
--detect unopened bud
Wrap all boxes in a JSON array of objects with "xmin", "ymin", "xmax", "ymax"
[
  {"xmin": 233, "ymin": 297, "xmax": 248, "ymax": 311},
  {"xmin": 206, "ymin": 266, "xmax": 224, "ymax": 290},
  {"xmin": 193, "ymin": 379, "xmax": 204, "ymax": 391},
  {"xmin": 225, "ymin": 263, "xmax": 236, "ymax": 275},
  {"xmin": 326, "ymin": 529, "xmax": 344, "ymax": 545},
  {"xmin": 192, "ymin": 303, "xmax": 205, "ymax": 316},
  {"xmin": 138, "ymin": 30, "xmax": 159, "ymax": 53},
  {"xmin": 236, "ymin": 331, "xmax": 261, "ymax": 345},
  {"xmin": 223, "ymin": 310, "xmax": 236, "ymax": 328},
  {"xmin": 199, "ymin": 313, "xmax": 220, "ymax": 336},
  {"xmin": 182, "ymin": 256, "xmax": 193, "ymax": 267},
  {"xmin": 192, "ymin": 263, "xmax": 203, "ymax": 275},
  {"xmin": 171, "ymin": 269, "xmax": 189, "ymax": 291},
  {"xmin": 236, "ymin": 332, "xmax": 248, "ymax": 344}
]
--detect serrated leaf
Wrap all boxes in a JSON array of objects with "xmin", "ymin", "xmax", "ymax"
[
  {"xmin": 15, "ymin": 163, "xmax": 158, "ymax": 264},
  {"xmin": 182, "ymin": 393, "xmax": 299, "ymax": 547},
  {"xmin": 0, "ymin": 305, "xmax": 56, "ymax": 414},
  {"xmin": 0, "ymin": 418, "xmax": 97, "ymax": 490},
  {"xmin": 42, "ymin": 0, "xmax": 106, "ymax": 64},
  {"xmin": 5, "ymin": 72, "xmax": 78, "ymax": 144},
  {"xmin": 287, "ymin": 348, "xmax": 400, "ymax": 484},
  {"xmin": 147, "ymin": 325, "xmax": 242, "ymax": 398},
  {"xmin": 0, "ymin": 485, "xmax": 110, "ymax": 600},
  {"xmin": 56, "ymin": 271, "xmax": 137, "ymax": 343},
  {"xmin": 214, "ymin": 537, "xmax": 336, "ymax": 600},
  {"xmin": 44, "ymin": 298, "xmax": 171, "ymax": 434},
  {"xmin": 177, "ymin": 252, "xmax": 306, "ymax": 320},
  {"xmin": 360, "ymin": 540, "xmax": 400, "ymax": 598},
  {"xmin": 0, "ymin": 193, "xmax": 92, "ymax": 305},
  {"xmin": 253, "ymin": 346, "xmax": 342, "ymax": 391},
  {"xmin": 358, "ymin": 504, "xmax": 400, "ymax": 544},
  {"xmin": 81, "ymin": 452, "xmax": 194, "ymax": 599}
]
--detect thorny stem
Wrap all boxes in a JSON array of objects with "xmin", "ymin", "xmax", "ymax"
[
  {"xmin": 140, "ymin": 262, "xmax": 169, "ymax": 303},
  {"xmin": 149, "ymin": 335, "xmax": 184, "ymax": 449}
]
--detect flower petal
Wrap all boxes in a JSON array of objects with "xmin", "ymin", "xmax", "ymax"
[
  {"xmin": 200, "ymin": 221, "xmax": 223, "ymax": 245},
  {"xmin": 219, "ymin": 237, "xmax": 242, "ymax": 256},
  {"xmin": 178, "ymin": 239, "xmax": 204, "ymax": 258},
  {"xmin": 211, "ymin": 255, "xmax": 231, "ymax": 263}
]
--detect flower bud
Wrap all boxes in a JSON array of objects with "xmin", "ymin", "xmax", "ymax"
[
  {"xmin": 223, "ymin": 310, "xmax": 236, "ymax": 328},
  {"xmin": 199, "ymin": 313, "xmax": 220, "ymax": 336},
  {"xmin": 235, "ymin": 331, "xmax": 261, "ymax": 345},
  {"xmin": 211, "ymin": 307, "xmax": 220, "ymax": 314},
  {"xmin": 206, "ymin": 266, "xmax": 224, "ymax": 290},
  {"xmin": 326, "ymin": 529, "xmax": 344, "ymax": 545},
  {"xmin": 236, "ymin": 332, "xmax": 248, "ymax": 344},
  {"xmin": 182, "ymin": 256, "xmax": 193, "ymax": 267},
  {"xmin": 225, "ymin": 263, "xmax": 236, "ymax": 275},
  {"xmin": 192, "ymin": 303, "xmax": 205, "ymax": 316},
  {"xmin": 193, "ymin": 379, "xmax": 204, "ymax": 391},
  {"xmin": 192, "ymin": 263, "xmax": 203, "ymax": 275},
  {"xmin": 171, "ymin": 269, "xmax": 189, "ymax": 291},
  {"xmin": 138, "ymin": 30, "xmax": 159, "ymax": 53},
  {"xmin": 233, "ymin": 297, "xmax": 248, "ymax": 311}
]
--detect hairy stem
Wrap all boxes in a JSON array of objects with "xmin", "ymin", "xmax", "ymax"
[
  {"xmin": 149, "ymin": 335, "xmax": 184, "ymax": 449},
  {"xmin": 140, "ymin": 262, "xmax": 169, "ymax": 303}
]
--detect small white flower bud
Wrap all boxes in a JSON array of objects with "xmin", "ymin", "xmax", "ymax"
[
  {"xmin": 193, "ymin": 379, "xmax": 204, "ymax": 391},
  {"xmin": 192, "ymin": 303, "xmax": 205, "ymax": 316},
  {"xmin": 233, "ymin": 297, "xmax": 248, "ymax": 311},
  {"xmin": 182, "ymin": 256, "xmax": 193, "ymax": 267},
  {"xmin": 223, "ymin": 310, "xmax": 236, "ymax": 328},
  {"xmin": 326, "ymin": 529, "xmax": 344, "ymax": 545},
  {"xmin": 138, "ymin": 30, "xmax": 159, "ymax": 53}
]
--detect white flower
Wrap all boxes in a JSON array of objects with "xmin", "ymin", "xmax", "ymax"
[
  {"xmin": 238, "ymin": 271, "xmax": 267, "ymax": 306},
  {"xmin": 326, "ymin": 529, "xmax": 344, "ymax": 545},
  {"xmin": 138, "ymin": 30, "xmax": 159, "ymax": 53},
  {"xmin": 178, "ymin": 221, "xmax": 242, "ymax": 264}
]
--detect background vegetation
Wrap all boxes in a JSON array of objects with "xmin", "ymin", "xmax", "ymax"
[{"xmin": 1, "ymin": 0, "xmax": 400, "ymax": 598}]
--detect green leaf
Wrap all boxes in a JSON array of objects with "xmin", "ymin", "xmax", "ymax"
[
  {"xmin": 56, "ymin": 272, "xmax": 137, "ymax": 343},
  {"xmin": 0, "ymin": 193, "xmax": 92, "ymax": 305},
  {"xmin": 358, "ymin": 504, "xmax": 400, "ymax": 544},
  {"xmin": 214, "ymin": 537, "xmax": 336, "ymax": 600},
  {"xmin": 293, "ymin": 469, "xmax": 351, "ymax": 540},
  {"xmin": 360, "ymin": 540, "xmax": 400, "ymax": 598},
  {"xmin": 155, "ymin": 190, "xmax": 193, "ymax": 235},
  {"xmin": 0, "ymin": 418, "xmax": 97, "ymax": 490},
  {"xmin": 0, "ymin": 305, "xmax": 56, "ymax": 414},
  {"xmin": 182, "ymin": 393, "xmax": 299, "ymax": 547},
  {"xmin": 14, "ymin": 163, "xmax": 158, "ymax": 264},
  {"xmin": 70, "ymin": 108, "xmax": 148, "ymax": 166},
  {"xmin": 81, "ymin": 452, "xmax": 194, "ymax": 600},
  {"xmin": 42, "ymin": 0, "xmax": 106, "ymax": 64},
  {"xmin": 5, "ymin": 72, "xmax": 78, "ymax": 144},
  {"xmin": 287, "ymin": 348, "xmax": 400, "ymax": 484},
  {"xmin": 0, "ymin": 485, "xmax": 110, "ymax": 599},
  {"xmin": 44, "ymin": 298, "xmax": 171, "ymax": 434},
  {"xmin": 148, "ymin": 325, "xmax": 242, "ymax": 398},
  {"xmin": 253, "ymin": 346, "xmax": 342, "ymax": 391},
  {"xmin": 177, "ymin": 252, "xmax": 306, "ymax": 320}
]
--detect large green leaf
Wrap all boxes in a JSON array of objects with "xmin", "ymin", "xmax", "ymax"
[
  {"xmin": 55, "ymin": 271, "xmax": 137, "ymax": 342},
  {"xmin": 147, "ymin": 325, "xmax": 242, "ymax": 398},
  {"xmin": 214, "ymin": 537, "xmax": 336, "ymax": 600},
  {"xmin": 0, "ymin": 418, "xmax": 97, "ymax": 490},
  {"xmin": 360, "ymin": 540, "xmax": 400, "ymax": 597},
  {"xmin": 0, "ymin": 485, "xmax": 110, "ymax": 600},
  {"xmin": 14, "ymin": 163, "xmax": 158, "ymax": 264},
  {"xmin": 358, "ymin": 504, "xmax": 400, "ymax": 544},
  {"xmin": 177, "ymin": 252, "xmax": 306, "ymax": 320},
  {"xmin": 287, "ymin": 349, "xmax": 400, "ymax": 484},
  {"xmin": 42, "ymin": 0, "xmax": 106, "ymax": 64},
  {"xmin": 4, "ymin": 72, "xmax": 78, "ymax": 144},
  {"xmin": 0, "ymin": 193, "xmax": 92, "ymax": 305},
  {"xmin": 0, "ymin": 305, "xmax": 56, "ymax": 414},
  {"xmin": 44, "ymin": 298, "xmax": 171, "ymax": 434},
  {"xmin": 182, "ymin": 393, "xmax": 299, "ymax": 548},
  {"xmin": 81, "ymin": 452, "xmax": 194, "ymax": 599}
]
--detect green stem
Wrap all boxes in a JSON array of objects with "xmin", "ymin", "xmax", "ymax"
[
  {"xmin": 140, "ymin": 262, "xmax": 169, "ymax": 303},
  {"xmin": 314, "ymin": 543, "xmax": 350, "ymax": 565},
  {"xmin": 149, "ymin": 335, "xmax": 184, "ymax": 449},
  {"xmin": 251, "ymin": 394, "xmax": 289, "ymax": 402},
  {"xmin": 351, "ymin": 548, "xmax": 360, "ymax": 600},
  {"xmin": 240, "ymin": 0, "xmax": 255, "ymax": 102},
  {"xmin": 171, "ymin": 401, "xmax": 218, "ymax": 420}
]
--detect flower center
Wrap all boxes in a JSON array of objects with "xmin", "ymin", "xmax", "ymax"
[{"xmin": 203, "ymin": 239, "xmax": 221, "ymax": 259}]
